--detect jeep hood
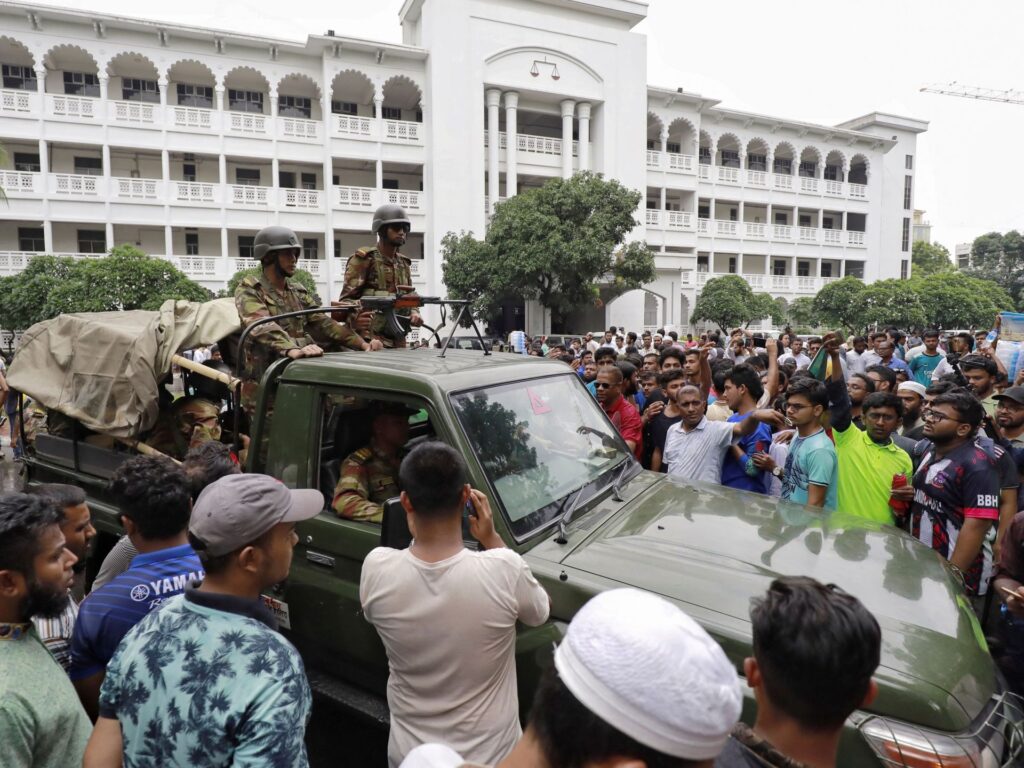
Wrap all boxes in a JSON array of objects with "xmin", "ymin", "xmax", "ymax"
[{"xmin": 535, "ymin": 475, "xmax": 998, "ymax": 731}]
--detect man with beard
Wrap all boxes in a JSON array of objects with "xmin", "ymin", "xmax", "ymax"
[
  {"xmin": 0, "ymin": 493, "xmax": 91, "ymax": 766},
  {"xmin": 959, "ymin": 354, "xmax": 1000, "ymax": 416},
  {"xmin": 994, "ymin": 387, "xmax": 1024, "ymax": 450},
  {"xmin": 581, "ymin": 359, "xmax": 598, "ymax": 390},
  {"xmin": 24, "ymin": 484, "xmax": 95, "ymax": 672},
  {"xmin": 595, "ymin": 366, "xmax": 642, "ymax": 460},
  {"xmin": 847, "ymin": 373, "xmax": 876, "ymax": 430},
  {"xmin": 897, "ymin": 381, "xmax": 927, "ymax": 440}
]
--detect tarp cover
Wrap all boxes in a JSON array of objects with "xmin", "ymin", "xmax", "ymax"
[{"xmin": 7, "ymin": 298, "xmax": 240, "ymax": 438}]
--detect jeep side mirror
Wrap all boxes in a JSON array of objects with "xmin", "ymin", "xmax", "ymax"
[{"xmin": 380, "ymin": 497, "xmax": 413, "ymax": 550}]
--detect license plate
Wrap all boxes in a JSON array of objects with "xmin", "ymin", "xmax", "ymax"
[{"xmin": 261, "ymin": 595, "xmax": 291, "ymax": 630}]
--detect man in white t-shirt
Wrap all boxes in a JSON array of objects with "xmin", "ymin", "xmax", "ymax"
[
  {"xmin": 360, "ymin": 442, "xmax": 550, "ymax": 767},
  {"xmin": 777, "ymin": 338, "xmax": 811, "ymax": 369}
]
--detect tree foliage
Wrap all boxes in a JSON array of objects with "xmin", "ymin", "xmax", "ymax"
[
  {"xmin": 858, "ymin": 279, "xmax": 927, "ymax": 330},
  {"xmin": 690, "ymin": 275, "xmax": 777, "ymax": 330},
  {"xmin": 441, "ymin": 172, "xmax": 655, "ymax": 326},
  {"xmin": 223, "ymin": 266, "xmax": 318, "ymax": 297},
  {"xmin": 786, "ymin": 296, "xmax": 820, "ymax": 329},
  {"xmin": 911, "ymin": 241, "xmax": 954, "ymax": 277},
  {"xmin": 909, "ymin": 272, "xmax": 1012, "ymax": 330},
  {"xmin": 964, "ymin": 231, "xmax": 1024, "ymax": 307},
  {"xmin": 0, "ymin": 246, "xmax": 210, "ymax": 330},
  {"xmin": 813, "ymin": 276, "xmax": 866, "ymax": 333}
]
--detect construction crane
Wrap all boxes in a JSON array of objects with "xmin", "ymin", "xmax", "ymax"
[{"xmin": 920, "ymin": 82, "xmax": 1024, "ymax": 105}]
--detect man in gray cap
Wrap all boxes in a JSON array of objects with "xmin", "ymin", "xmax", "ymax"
[
  {"xmin": 84, "ymin": 474, "xmax": 322, "ymax": 768},
  {"xmin": 400, "ymin": 587, "xmax": 742, "ymax": 768}
]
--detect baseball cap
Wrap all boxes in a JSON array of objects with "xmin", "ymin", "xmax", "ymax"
[
  {"xmin": 994, "ymin": 385, "xmax": 1024, "ymax": 405},
  {"xmin": 189, "ymin": 474, "xmax": 323, "ymax": 556},
  {"xmin": 554, "ymin": 588, "xmax": 741, "ymax": 760}
]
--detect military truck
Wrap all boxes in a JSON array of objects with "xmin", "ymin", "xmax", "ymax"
[{"xmin": 21, "ymin": 341, "xmax": 1024, "ymax": 767}]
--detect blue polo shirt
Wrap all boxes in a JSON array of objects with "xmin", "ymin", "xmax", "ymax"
[{"xmin": 69, "ymin": 544, "xmax": 204, "ymax": 681}]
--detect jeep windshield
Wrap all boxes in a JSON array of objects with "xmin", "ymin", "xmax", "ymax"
[{"xmin": 450, "ymin": 374, "xmax": 632, "ymax": 539}]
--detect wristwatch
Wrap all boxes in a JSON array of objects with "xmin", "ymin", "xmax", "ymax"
[{"xmin": 771, "ymin": 466, "xmax": 784, "ymax": 479}]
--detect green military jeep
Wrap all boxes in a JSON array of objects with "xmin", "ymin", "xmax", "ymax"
[{"xmin": 25, "ymin": 348, "xmax": 1024, "ymax": 767}]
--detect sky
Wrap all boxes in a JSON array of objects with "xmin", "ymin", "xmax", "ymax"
[{"xmin": 27, "ymin": 0, "xmax": 1024, "ymax": 255}]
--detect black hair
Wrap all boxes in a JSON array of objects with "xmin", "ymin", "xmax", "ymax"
[
  {"xmin": 639, "ymin": 371, "xmax": 657, "ymax": 383},
  {"xmin": 748, "ymin": 354, "xmax": 768, "ymax": 372},
  {"xmin": 658, "ymin": 369, "xmax": 685, "ymax": 388},
  {"xmin": 852, "ymin": 336, "xmax": 867, "ymax": 345},
  {"xmin": 923, "ymin": 328, "xmax": 940, "ymax": 339},
  {"xmin": 660, "ymin": 348, "xmax": 684, "ymax": 367},
  {"xmin": 25, "ymin": 483, "xmax": 86, "ymax": 519},
  {"xmin": 399, "ymin": 442, "xmax": 468, "ymax": 518},
  {"xmin": 616, "ymin": 361, "xmax": 637, "ymax": 380},
  {"xmin": 724, "ymin": 363, "xmax": 764, "ymax": 403},
  {"xmin": 595, "ymin": 348, "xmax": 618, "ymax": 363},
  {"xmin": 624, "ymin": 353, "xmax": 644, "ymax": 368},
  {"xmin": 108, "ymin": 456, "xmax": 192, "ymax": 540},
  {"xmin": 668, "ymin": 331, "xmax": 679, "ymax": 341},
  {"xmin": 865, "ymin": 365, "xmax": 897, "ymax": 390},
  {"xmin": 931, "ymin": 390, "xmax": 985, "ymax": 429},
  {"xmin": 751, "ymin": 576, "xmax": 880, "ymax": 731},
  {"xmin": 626, "ymin": 332, "xmax": 637, "ymax": 343},
  {"xmin": 958, "ymin": 354, "xmax": 998, "ymax": 376},
  {"xmin": 0, "ymin": 493, "xmax": 61, "ymax": 576},
  {"xmin": 182, "ymin": 441, "xmax": 241, "ymax": 502},
  {"xmin": 528, "ymin": 665, "xmax": 699, "ymax": 768},
  {"xmin": 849, "ymin": 373, "xmax": 876, "ymax": 393},
  {"xmin": 643, "ymin": 352, "xmax": 660, "ymax": 363},
  {"xmin": 807, "ymin": 337, "xmax": 823, "ymax": 346},
  {"xmin": 863, "ymin": 391, "xmax": 904, "ymax": 418},
  {"xmin": 925, "ymin": 380, "xmax": 956, "ymax": 396},
  {"xmin": 559, "ymin": 353, "xmax": 575, "ymax": 365},
  {"xmin": 786, "ymin": 377, "xmax": 828, "ymax": 409}
]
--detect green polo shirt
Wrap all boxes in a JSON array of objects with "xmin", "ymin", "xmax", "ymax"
[{"xmin": 833, "ymin": 424, "xmax": 913, "ymax": 524}]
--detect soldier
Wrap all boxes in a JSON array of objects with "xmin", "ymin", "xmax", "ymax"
[
  {"xmin": 235, "ymin": 225, "xmax": 379, "ymax": 418},
  {"xmin": 336, "ymin": 203, "xmax": 423, "ymax": 348},
  {"xmin": 144, "ymin": 396, "xmax": 222, "ymax": 460},
  {"xmin": 332, "ymin": 402, "xmax": 414, "ymax": 523}
]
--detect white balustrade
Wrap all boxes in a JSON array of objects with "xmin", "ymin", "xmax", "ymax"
[
  {"xmin": 698, "ymin": 164, "xmax": 711, "ymax": 180},
  {"xmin": 230, "ymin": 184, "xmax": 270, "ymax": 206},
  {"xmin": 747, "ymin": 274, "xmax": 765, "ymax": 290},
  {"xmin": 680, "ymin": 270, "xmax": 693, "ymax": 287},
  {"xmin": 383, "ymin": 189, "xmax": 423, "ymax": 210},
  {"xmin": 174, "ymin": 181, "xmax": 217, "ymax": 203},
  {"xmin": 228, "ymin": 111, "xmax": 268, "ymax": 134},
  {"xmin": 409, "ymin": 259, "xmax": 424, "ymax": 280},
  {"xmin": 799, "ymin": 227, "xmax": 818, "ymax": 242},
  {"xmin": 384, "ymin": 119, "xmax": 422, "ymax": 142},
  {"xmin": 161, "ymin": 255, "xmax": 220, "ymax": 279},
  {"xmin": 823, "ymin": 230, "xmax": 841, "ymax": 245},
  {"xmin": 0, "ymin": 89, "xmax": 34, "ymax": 114},
  {"xmin": 297, "ymin": 259, "xmax": 323, "ymax": 278},
  {"xmin": 667, "ymin": 211, "xmax": 692, "ymax": 229},
  {"xmin": 484, "ymin": 196, "xmax": 507, "ymax": 212},
  {"xmin": 334, "ymin": 114, "xmax": 374, "ymax": 137},
  {"xmin": 336, "ymin": 185, "xmax": 376, "ymax": 208},
  {"xmin": 716, "ymin": 220, "xmax": 738, "ymax": 237},
  {"xmin": 797, "ymin": 277, "xmax": 817, "ymax": 292},
  {"xmin": 279, "ymin": 117, "xmax": 320, "ymax": 140},
  {"xmin": 825, "ymin": 180, "xmax": 844, "ymax": 196},
  {"xmin": 745, "ymin": 222, "xmax": 767, "ymax": 238},
  {"xmin": 110, "ymin": 99, "xmax": 157, "ymax": 125},
  {"xmin": 0, "ymin": 251, "xmax": 34, "ymax": 274},
  {"xmin": 49, "ymin": 94, "xmax": 97, "ymax": 119},
  {"xmin": 113, "ymin": 177, "xmax": 159, "ymax": 200},
  {"xmin": 172, "ymin": 106, "xmax": 213, "ymax": 129},
  {"xmin": 770, "ymin": 275, "xmax": 790, "ymax": 291},
  {"xmin": 773, "ymin": 224, "xmax": 793, "ymax": 240},
  {"xmin": 747, "ymin": 170, "xmax": 767, "ymax": 187},
  {"xmin": 646, "ymin": 150, "xmax": 662, "ymax": 169},
  {"xmin": 517, "ymin": 133, "xmax": 562, "ymax": 156},
  {"xmin": 696, "ymin": 271, "xmax": 709, "ymax": 286},
  {"xmin": 847, "ymin": 231, "xmax": 865, "ymax": 247},
  {"xmin": 51, "ymin": 173, "xmax": 101, "ymax": 196},
  {"xmin": 283, "ymin": 188, "xmax": 322, "ymax": 209},
  {"xmin": 233, "ymin": 258, "xmax": 250, "ymax": 274},
  {"xmin": 667, "ymin": 153, "xmax": 695, "ymax": 173},
  {"xmin": 0, "ymin": 171, "xmax": 38, "ymax": 194},
  {"xmin": 697, "ymin": 218, "xmax": 710, "ymax": 234},
  {"xmin": 800, "ymin": 177, "xmax": 820, "ymax": 194},
  {"xmin": 716, "ymin": 167, "xmax": 740, "ymax": 184},
  {"xmin": 849, "ymin": 183, "xmax": 867, "ymax": 199},
  {"xmin": 773, "ymin": 174, "xmax": 793, "ymax": 190},
  {"xmin": 645, "ymin": 209, "xmax": 662, "ymax": 227}
]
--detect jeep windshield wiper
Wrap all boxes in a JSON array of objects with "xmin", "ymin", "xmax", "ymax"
[
  {"xmin": 554, "ymin": 457, "xmax": 636, "ymax": 545},
  {"xmin": 553, "ymin": 485, "xmax": 588, "ymax": 545}
]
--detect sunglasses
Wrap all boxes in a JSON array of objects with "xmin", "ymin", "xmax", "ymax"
[{"xmin": 595, "ymin": 382, "xmax": 614, "ymax": 389}]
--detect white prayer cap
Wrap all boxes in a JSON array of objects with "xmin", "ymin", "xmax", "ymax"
[
  {"xmin": 897, "ymin": 381, "xmax": 926, "ymax": 398},
  {"xmin": 554, "ymin": 588, "xmax": 742, "ymax": 760}
]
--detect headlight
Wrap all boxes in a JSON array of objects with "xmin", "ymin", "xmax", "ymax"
[{"xmin": 860, "ymin": 717, "xmax": 987, "ymax": 768}]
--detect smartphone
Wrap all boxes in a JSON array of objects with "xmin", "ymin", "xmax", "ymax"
[{"xmin": 753, "ymin": 336, "xmax": 767, "ymax": 349}]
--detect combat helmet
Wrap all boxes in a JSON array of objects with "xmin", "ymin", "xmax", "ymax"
[
  {"xmin": 371, "ymin": 203, "xmax": 411, "ymax": 236},
  {"xmin": 253, "ymin": 225, "xmax": 300, "ymax": 264}
]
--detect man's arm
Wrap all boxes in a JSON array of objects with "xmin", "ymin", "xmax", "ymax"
[
  {"xmin": 803, "ymin": 445, "xmax": 838, "ymax": 509},
  {"xmin": 825, "ymin": 335, "xmax": 853, "ymax": 433},
  {"xmin": 466, "ymin": 488, "xmax": 505, "ymax": 550},
  {"xmin": 84, "ymin": 716, "xmax": 123, "ymax": 768},
  {"xmin": 806, "ymin": 483, "xmax": 828, "ymax": 508},
  {"xmin": 234, "ymin": 282, "xmax": 303, "ymax": 356},
  {"xmin": 698, "ymin": 342, "xmax": 714, "ymax": 402},
  {"xmin": 733, "ymin": 408, "xmax": 786, "ymax": 438},
  {"xmin": 650, "ymin": 446, "xmax": 664, "ymax": 472},
  {"xmin": 950, "ymin": 518, "xmax": 993, "ymax": 574},
  {"xmin": 331, "ymin": 458, "xmax": 383, "ymax": 523},
  {"xmin": 951, "ymin": 461, "xmax": 1001, "ymax": 575},
  {"xmin": 72, "ymin": 672, "xmax": 105, "ymax": 722},
  {"xmin": 764, "ymin": 337, "xmax": 780, "ymax": 404},
  {"xmin": 301, "ymin": 288, "xmax": 374, "ymax": 352}
]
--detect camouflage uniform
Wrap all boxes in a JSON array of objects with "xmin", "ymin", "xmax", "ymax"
[
  {"xmin": 339, "ymin": 247, "xmax": 414, "ymax": 349},
  {"xmin": 144, "ymin": 397, "xmax": 222, "ymax": 460},
  {"xmin": 235, "ymin": 274, "xmax": 364, "ymax": 416},
  {"xmin": 331, "ymin": 442, "xmax": 402, "ymax": 522}
]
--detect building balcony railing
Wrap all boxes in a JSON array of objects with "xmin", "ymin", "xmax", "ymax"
[
  {"xmin": 282, "ymin": 188, "xmax": 323, "ymax": 210},
  {"xmin": 112, "ymin": 176, "xmax": 159, "ymax": 201},
  {"xmin": 685, "ymin": 270, "xmax": 840, "ymax": 294},
  {"xmin": 0, "ymin": 170, "xmax": 40, "ymax": 194},
  {"xmin": 1, "ymin": 88, "xmax": 35, "ymax": 114},
  {"xmin": 50, "ymin": 172, "xmax": 102, "ymax": 196},
  {"xmin": 382, "ymin": 188, "xmax": 423, "ymax": 210},
  {"xmin": 279, "ymin": 116, "xmax": 320, "ymax": 141},
  {"xmin": 172, "ymin": 106, "xmax": 214, "ymax": 130},
  {"xmin": 109, "ymin": 99, "xmax": 158, "ymax": 125},
  {"xmin": 230, "ymin": 184, "xmax": 271, "ymax": 206},
  {"xmin": 696, "ymin": 219, "xmax": 867, "ymax": 248},
  {"xmin": 228, "ymin": 111, "xmax": 269, "ymax": 135},
  {"xmin": 48, "ymin": 94, "xmax": 97, "ymax": 119},
  {"xmin": 688, "ymin": 164, "xmax": 869, "ymax": 201},
  {"xmin": 174, "ymin": 181, "xmax": 218, "ymax": 204},
  {"xmin": 645, "ymin": 209, "xmax": 694, "ymax": 230},
  {"xmin": 485, "ymin": 132, "xmax": 580, "ymax": 158},
  {"xmin": 645, "ymin": 150, "xmax": 697, "ymax": 174},
  {"xmin": 334, "ymin": 114, "xmax": 375, "ymax": 138},
  {"xmin": 336, "ymin": 185, "xmax": 377, "ymax": 209}
]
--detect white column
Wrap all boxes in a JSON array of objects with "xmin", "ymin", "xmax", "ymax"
[
  {"xmin": 560, "ymin": 99, "xmax": 575, "ymax": 179},
  {"xmin": 215, "ymin": 85, "xmax": 225, "ymax": 112},
  {"xmin": 504, "ymin": 91, "xmax": 518, "ymax": 198},
  {"xmin": 105, "ymin": 221, "xmax": 114, "ymax": 249},
  {"xmin": 218, "ymin": 154, "xmax": 227, "ymax": 186},
  {"xmin": 164, "ymin": 225, "xmax": 173, "ymax": 257},
  {"xmin": 486, "ymin": 89, "xmax": 501, "ymax": 213},
  {"xmin": 98, "ymin": 75, "xmax": 108, "ymax": 103},
  {"xmin": 38, "ymin": 139, "xmax": 49, "ymax": 174},
  {"xmin": 220, "ymin": 227, "xmax": 229, "ymax": 260},
  {"xmin": 43, "ymin": 220, "xmax": 53, "ymax": 253},
  {"xmin": 160, "ymin": 149, "xmax": 170, "ymax": 184},
  {"xmin": 158, "ymin": 76, "xmax": 168, "ymax": 108},
  {"xmin": 737, "ymin": 253, "xmax": 744, "ymax": 275},
  {"xmin": 374, "ymin": 94, "xmax": 384, "ymax": 140},
  {"xmin": 766, "ymin": 150, "xmax": 774, "ymax": 177},
  {"xmin": 375, "ymin": 159, "xmax": 384, "ymax": 198},
  {"xmin": 577, "ymin": 102, "xmax": 591, "ymax": 172}
]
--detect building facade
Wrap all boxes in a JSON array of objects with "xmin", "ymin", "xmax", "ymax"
[{"xmin": 0, "ymin": 0, "xmax": 927, "ymax": 333}]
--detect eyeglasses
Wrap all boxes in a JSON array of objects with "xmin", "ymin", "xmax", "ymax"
[
  {"xmin": 595, "ymin": 382, "xmax": 614, "ymax": 389},
  {"xmin": 921, "ymin": 408, "xmax": 965, "ymax": 424},
  {"xmin": 784, "ymin": 402, "xmax": 813, "ymax": 412}
]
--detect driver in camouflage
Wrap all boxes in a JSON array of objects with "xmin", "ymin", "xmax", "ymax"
[
  {"xmin": 236, "ymin": 225, "xmax": 379, "ymax": 418},
  {"xmin": 144, "ymin": 397, "xmax": 223, "ymax": 460},
  {"xmin": 335, "ymin": 203, "xmax": 423, "ymax": 348}
]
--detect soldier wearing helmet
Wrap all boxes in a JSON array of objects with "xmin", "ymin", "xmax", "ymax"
[
  {"xmin": 235, "ymin": 225, "xmax": 380, "ymax": 418},
  {"xmin": 336, "ymin": 203, "xmax": 423, "ymax": 348}
]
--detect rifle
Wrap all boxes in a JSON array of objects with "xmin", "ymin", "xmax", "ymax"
[{"xmin": 332, "ymin": 294, "xmax": 443, "ymax": 341}]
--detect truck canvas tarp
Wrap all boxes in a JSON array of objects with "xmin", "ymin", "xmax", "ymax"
[{"xmin": 7, "ymin": 297, "xmax": 239, "ymax": 438}]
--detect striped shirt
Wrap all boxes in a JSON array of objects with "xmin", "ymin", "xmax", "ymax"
[
  {"xmin": 663, "ymin": 417, "xmax": 736, "ymax": 483},
  {"xmin": 32, "ymin": 595, "xmax": 78, "ymax": 671}
]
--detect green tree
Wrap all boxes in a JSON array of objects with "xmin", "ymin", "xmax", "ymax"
[
  {"xmin": 0, "ymin": 248, "xmax": 210, "ymax": 330},
  {"xmin": 911, "ymin": 241, "xmax": 953, "ymax": 277},
  {"xmin": 965, "ymin": 231, "xmax": 1024, "ymax": 307},
  {"xmin": 787, "ymin": 296, "xmax": 820, "ymax": 329},
  {"xmin": 813, "ymin": 276, "xmax": 866, "ymax": 333},
  {"xmin": 910, "ymin": 272, "xmax": 1012, "ymax": 330},
  {"xmin": 223, "ymin": 266, "xmax": 318, "ymax": 297},
  {"xmin": 858, "ymin": 279, "xmax": 927, "ymax": 331},
  {"xmin": 441, "ymin": 172, "xmax": 655, "ymax": 328},
  {"xmin": 690, "ymin": 275, "xmax": 772, "ymax": 330}
]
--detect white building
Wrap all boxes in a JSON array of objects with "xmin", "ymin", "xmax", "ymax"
[
  {"xmin": 0, "ymin": 0, "xmax": 927, "ymax": 333},
  {"xmin": 956, "ymin": 242, "xmax": 973, "ymax": 270},
  {"xmin": 912, "ymin": 209, "xmax": 932, "ymax": 244}
]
